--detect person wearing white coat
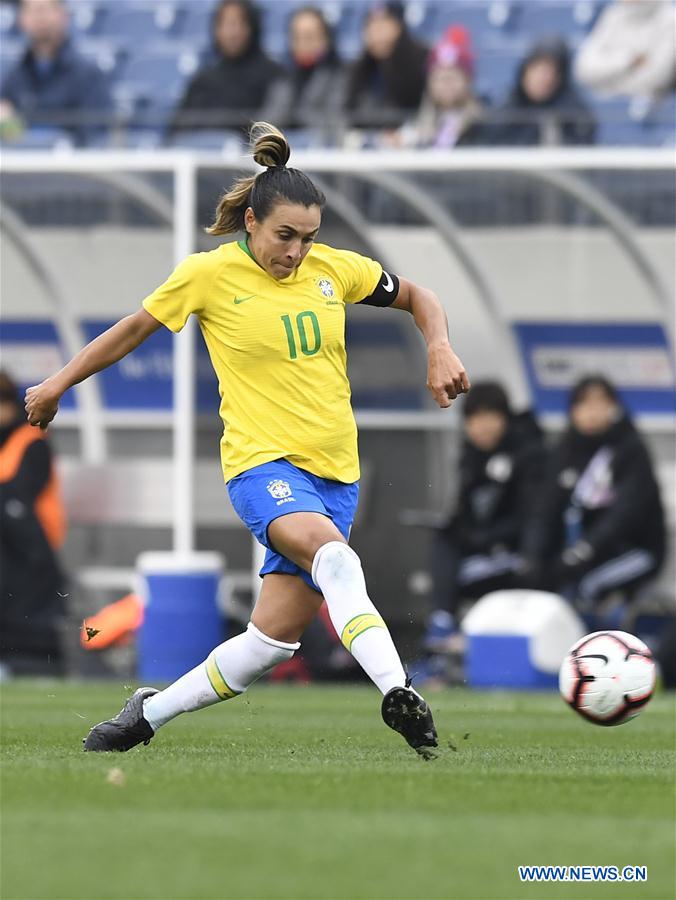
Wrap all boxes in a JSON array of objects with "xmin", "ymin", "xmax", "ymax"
[{"xmin": 574, "ymin": 0, "xmax": 676, "ymax": 99}]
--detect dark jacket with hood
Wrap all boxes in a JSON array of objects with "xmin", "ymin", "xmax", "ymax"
[
  {"xmin": 443, "ymin": 411, "xmax": 546, "ymax": 555},
  {"xmin": 0, "ymin": 412, "xmax": 66, "ymax": 673},
  {"xmin": 171, "ymin": 5, "xmax": 282, "ymax": 132},
  {"xmin": 523, "ymin": 415, "xmax": 666, "ymax": 565},
  {"xmin": 0, "ymin": 38, "xmax": 112, "ymax": 144},
  {"xmin": 345, "ymin": 25, "xmax": 428, "ymax": 129},
  {"xmin": 494, "ymin": 38, "xmax": 597, "ymax": 146}
]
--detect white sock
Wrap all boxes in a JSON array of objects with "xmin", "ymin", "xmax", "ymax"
[
  {"xmin": 142, "ymin": 622, "xmax": 299, "ymax": 731},
  {"xmin": 312, "ymin": 541, "xmax": 407, "ymax": 695}
]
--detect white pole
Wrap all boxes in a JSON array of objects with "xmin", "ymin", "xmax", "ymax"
[{"xmin": 173, "ymin": 158, "xmax": 197, "ymax": 555}]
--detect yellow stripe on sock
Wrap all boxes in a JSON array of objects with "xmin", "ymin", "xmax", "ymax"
[
  {"xmin": 205, "ymin": 653, "xmax": 238, "ymax": 700},
  {"xmin": 341, "ymin": 613, "xmax": 387, "ymax": 653}
]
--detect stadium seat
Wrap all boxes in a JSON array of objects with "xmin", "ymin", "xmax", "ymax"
[
  {"xmin": 70, "ymin": 2, "xmax": 108, "ymax": 37},
  {"xmin": 259, "ymin": 10, "xmax": 288, "ymax": 62},
  {"xmin": 0, "ymin": 39, "xmax": 22, "ymax": 81},
  {"xmin": 476, "ymin": 53, "xmax": 520, "ymax": 102},
  {"xmin": 0, "ymin": 1, "xmax": 17, "ymax": 36},
  {"xmin": 121, "ymin": 48, "xmax": 198, "ymax": 110},
  {"xmin": 593, "ymin": 96, "xmax": 676, "ymax": 147},
  {"xmin": 320, "ymin": 1, "xmax": 346, "ymax": 29},
  {"xmin": 100, "ymin": 1, "xmax": 184, "ymax": 40},
  {"xmin": 516, "ymin": 0, "xmax": 602, "ymax": 46},
  {"xmin": 168, "ymin": 129, "xmax": 242, "ymax": 150},
  {"xmin": 433, "ymin": 1, "xmax": 525, "ymax": 44},
  {"xmin": 404, "ymin": 1, "xmax": 443, "ymax": 40},
  {"xmin": 77, "ymin": 36, "xmax": 123, "ymax": 77},
  {"xmin": 434, "ymin": 2, "xmax": 490, "ymax": 38},
  {"xmin": 333, "ymin": 2, "xmax": 366, "ymax": 61},
  {"xmin": 177, "ymin": 0, "xmax": 213, "ymax": 41},
  {"xmin": 115, "ymin": 127, "xmax": 163, "ymax": 149}
]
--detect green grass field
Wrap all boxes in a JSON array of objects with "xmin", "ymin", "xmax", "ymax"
[{"xmin": 1, "ymin": 682, "xmax": 674, "ymax": 900}]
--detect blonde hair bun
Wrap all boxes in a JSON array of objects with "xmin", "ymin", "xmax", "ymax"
[
  {"xmin": 205, "ymin": 121, "xmax": 323, "ymax": 236},
  {"xmin": 250, "ymin": 121, "xmax": 291, "ymax": 169}
]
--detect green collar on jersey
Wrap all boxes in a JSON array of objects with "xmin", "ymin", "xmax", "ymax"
[
  {"xmin": 237, "ymin": 236, "xmax": 298, "ymax": 281},
  {"xmin": 238, "ymin": 237, "xmax": 257, "ymax": 263}
]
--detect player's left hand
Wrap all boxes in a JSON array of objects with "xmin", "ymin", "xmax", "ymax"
[{"xmin": 426, "ymin": 343, "xmax": 470, "ymax": 408}]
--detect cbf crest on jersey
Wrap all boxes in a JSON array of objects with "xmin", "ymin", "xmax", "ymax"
[
  {"xmin": 317, "ymin": 278, "xmax": 334, "ymax": 298},
  {"xmin": 267, "ymin": 479, "xmax": 293, "ymax": 500}
]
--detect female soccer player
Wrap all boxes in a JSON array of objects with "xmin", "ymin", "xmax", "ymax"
[{"xmin": 25, "ymin": 123, "xmax": 470, "ymax": 758}]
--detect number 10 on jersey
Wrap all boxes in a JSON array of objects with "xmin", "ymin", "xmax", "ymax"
[{"xmin": 281, "ymin": 311, "xmax": 322, "ymax": 359}]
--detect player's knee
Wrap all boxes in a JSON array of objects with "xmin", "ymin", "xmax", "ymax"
[{"xmin": 311, "ymin": 540, "xmax": 362, "ymax": 588}]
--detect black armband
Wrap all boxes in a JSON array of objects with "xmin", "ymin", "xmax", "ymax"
[{"xmin": 358, "ymin": 270, "xmax": 400, "ymax": 307}]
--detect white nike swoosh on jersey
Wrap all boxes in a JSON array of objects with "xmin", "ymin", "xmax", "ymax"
[{"xmin": 382, "ymin": 272, "xmax": 394, "ymax": 292}]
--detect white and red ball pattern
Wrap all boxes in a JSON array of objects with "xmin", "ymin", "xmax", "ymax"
[{"xmin": 559, "ymin": 630, "xmax": 656, "ymax": 726}]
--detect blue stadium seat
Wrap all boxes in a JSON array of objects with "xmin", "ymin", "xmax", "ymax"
[
  {"xmin": 334, "ymin": 2, "xmax": 366, "ymax": 61},
  {"xmin": 476, "ymin": 53, "xmax": 520, "ymax": 102},
  {"xmin": 0, "ymin": 1, "xmax": 18, "ymax": 37},
  {"xmin": 122, "ymin": 58, "xmax": 186, "ymax": 102},
  {"xmin": 0, "ymin": 37, "xmax": 22, "ymax": 82},
  {"xmin": 76, "ymin": 37, "xmax": 125, "ymax": 79},
  {"xmin": 593, "ymin": 96, "xmax": 676, "ymax": 147},
  {"xmin": 320, "ymin": 1, "xmax": 348, "ymax": 30},
  {"xmin": 168, "ymin": 129, "xmax": 242, "ymax": 150},
  {"xmin": 123, "ymin": 127, "xmax": 166, "ymax": 149},
  {"xmin": 119, "ymin": 46, "xmax": 198, "ymax": 122},
  {"xmin": 259, "ymin": 7, "xmax": 288, "ymax": 63},
  {"xmin": 0, "ymin": 2, "xmax": 22, "ymax": 81},
  {"xmin": 101, "ymin": 2, "xmax": 184, "ymax": 40},
  {"xmin": 433, "ymin": 2, "xmax": 492, "ymax": 39},
  {"xmin": 432, "ymin": 1, "xmax": 524, "ymax": 41},
  {"xmin": 70, "ymin": 2, "xmax": 108, "ymax": 37},
  {"xmin": 178, "ymin": 0, "xmax": 214, "ymax": 41},
  {"xmin": 516, "ymin": 0, "xmax": 603, "ymax": 46}
]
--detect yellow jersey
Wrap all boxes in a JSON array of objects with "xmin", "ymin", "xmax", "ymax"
[{"xmin": 142, "ymin": 240, "xmax": 383, "ymax": 483}]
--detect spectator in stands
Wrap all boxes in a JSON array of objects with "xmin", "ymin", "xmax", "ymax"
[
  {"xmin": 575, "ymin": 0, "xmax": 676, "ymax": 100},
  {"xmin": 0, "ymin": 0, "xmax": 113, "ymax": 146},
  {"xmin": 344, "ymin": 1, "xmax": 428, "ymax": 132},
  {"xmin": 494, "ymin": 37, "xmax": 596, "ymax": 145},
  {"xmin": 425, "ymin": 383, "xmax": 545, "ymax": 650},
  {"xmin": 0, "ymin": 371, "xmax": 67, "ymax": 676},
  {"xmin": 396, "ymin": 25, "xmax": 491, "ymax": 148},
  {"xmin": 268, "ymin": 6, "xmax": 346, "ymax": 142},
  {"xmin": 522, "ymin": 376, "xmax": 665, "ymax": 618},
  {"xmin": 171, "ymin": 0, "xmax": 283, "ymax": 135}
]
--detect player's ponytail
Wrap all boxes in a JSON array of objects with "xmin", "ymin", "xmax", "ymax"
[
  {"xmin": 206, "ymin": 122, "xmax": 324, "ymax": 236},
  {"xmin": 250, "ymin": 121, "xmax": 290, "ymax": 168}
]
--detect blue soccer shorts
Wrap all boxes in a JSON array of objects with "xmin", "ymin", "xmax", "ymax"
[{"xmin": 227, "ymin": 458, "xmax": 359, "ymax": 591}]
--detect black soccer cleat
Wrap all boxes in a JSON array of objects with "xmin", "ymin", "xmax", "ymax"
[
  {"xmin": 381, "ymin": 683, "xmax": 439, "ymax": 759},
  {"xmin": 83, "ymin": 687, "xmax": 158, "ymax": 752}
]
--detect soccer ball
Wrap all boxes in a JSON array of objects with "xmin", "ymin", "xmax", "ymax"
[{"xmin": 559, "ymin": 630, "xmax": 656, "ymax": 726}]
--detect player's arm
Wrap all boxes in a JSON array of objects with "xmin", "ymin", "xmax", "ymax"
[
  {"xmin": 25, "ymin": 308, "xmax": 162, "ymax": 429},
  {"xmin": 390, "ymin": 275, "xmax": 470, "ymax": 408}
]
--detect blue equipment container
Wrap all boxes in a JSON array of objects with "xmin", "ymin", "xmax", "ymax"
[
  {"xmin": 137, "ymin": 552, "xmax": 224, "ymax": 682},
  {"xmin": 466, "ymin": 635, "xmax": 558, "ymax": 688},
  {"xmin": 462, "ymin": 589, "xmax": 586, "ymax": 690}
]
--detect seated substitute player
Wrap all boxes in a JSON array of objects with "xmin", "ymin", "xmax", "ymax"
[{"xmin": 25, "ymin": 122, "xmax": 470, "ymax": 758}]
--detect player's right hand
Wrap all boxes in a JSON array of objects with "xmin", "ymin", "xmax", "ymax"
[{"xmin": 25, "ymin": 381, "xmax": 60, "ymax": 429}]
